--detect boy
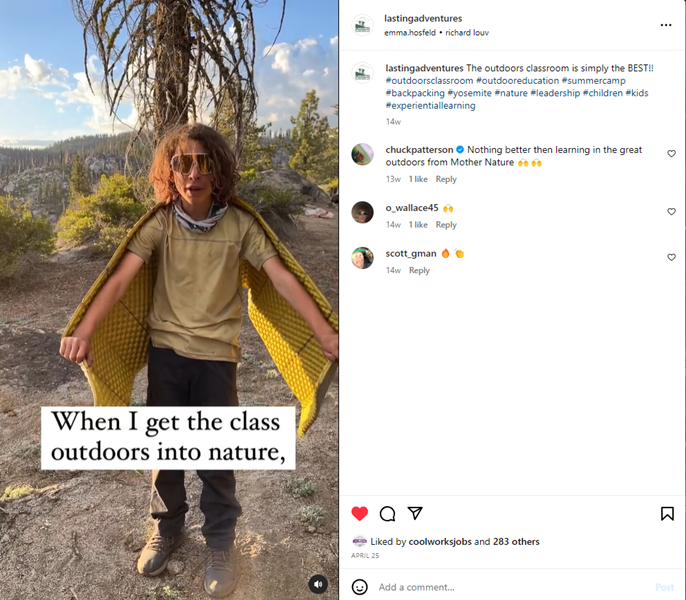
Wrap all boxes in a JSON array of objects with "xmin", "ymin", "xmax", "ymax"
[{"xmin": 60, "ymin": 124, "xmax": 338, "ymax": 598}]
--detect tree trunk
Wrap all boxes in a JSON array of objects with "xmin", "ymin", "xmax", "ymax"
[{"xmin": 153, "ymin": 0, "xmax": 192, "ymax": 143}]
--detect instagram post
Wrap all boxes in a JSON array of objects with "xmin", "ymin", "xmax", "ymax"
[
  {"xmin": 0, "ymin": 2, "xmax": 339, "ymax": 599},
  {"xmin": 340, "ymin": 1, "xmax": 684, "ymax": 598}
]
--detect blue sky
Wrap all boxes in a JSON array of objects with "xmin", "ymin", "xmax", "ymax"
[{"xmin": 0, "ymin": 0, "xmax": 338, "ymax": 147}]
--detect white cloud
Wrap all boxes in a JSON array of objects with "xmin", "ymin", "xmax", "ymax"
[
  {"xmin": 1, "ymin": 38, "xmax": 338, "ymax": 138},
  {"xmin": 0, "ymin": 55, "xmax": 71, "ymax": 99},
  {"xmin": 0, "ymin": 51, "xmax": 139, "ymax": 135},
  {"xmin": 267, "ymin": 37, "xmax": 319, "ymax": 74},
  {"xmin": 46, "ymin": 57, "xmax": 137, "ymax": 134},
  {"xmin": 64, "ymin": 73, "xmax": 138, "ymax": 133},
  {"xmin": 257, "ymin": 36, "xmax": 338, "ymax": 130},
  {"xmin": 0, "ymin": 66, "xmax": 23, "ymax": 98},
  {"xmin": 23, "ymin": 55, "xmax": 68, "ymax": 86}
]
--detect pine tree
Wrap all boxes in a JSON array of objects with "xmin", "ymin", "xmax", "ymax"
[
  {"xmin": 289, "ymin": 90, "xmax": 330, "ymax": 183},
  {"xmin": 72, "ymin": 1, "xmax": 286, "ymax": 144},
  {"xmin": 215, "ymin": 99, "xmax": 276, "ymax": 171},
  {"xmin": 320, "ymin": 103, "xmax": 338, "ymax": 185},
  {"xmin": 69, "ymin": 155, "xmax": 91, "ymax": 199}
]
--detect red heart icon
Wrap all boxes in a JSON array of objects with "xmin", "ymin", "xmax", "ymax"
[{"xmin": 351, "ymin": 506, "xmax": 368, "ymax": 521}]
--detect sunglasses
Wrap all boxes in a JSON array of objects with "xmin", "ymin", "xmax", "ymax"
[
  {"xmin": 170, "ymin": 153, "xmax": 214, "ymax": 175},
  {"xmin": 356, "ymin": 210, "xmax": 369, "ymax": 216}
]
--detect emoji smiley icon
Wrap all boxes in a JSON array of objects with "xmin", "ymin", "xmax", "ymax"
[{"xmin": 352, "ymin": 579, "xmax": 368, "ymax": 595}]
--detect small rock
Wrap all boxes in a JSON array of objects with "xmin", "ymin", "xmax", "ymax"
[
  {"xmin": 1, "ymin": 534, "xmax": 10, "ymax": 544},
  {"xmin": 167, "ymin": 560, "xmax": 185, "ymax": 575}
]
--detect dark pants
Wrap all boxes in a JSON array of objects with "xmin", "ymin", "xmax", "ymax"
[{"xmin": 146, "ymin": 342, "xmax": 242, "ymax": 548}]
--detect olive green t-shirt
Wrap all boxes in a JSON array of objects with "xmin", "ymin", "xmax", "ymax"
[{"xmin": 127, "ymin": 204, "xmax": 278, "ymax": 362}]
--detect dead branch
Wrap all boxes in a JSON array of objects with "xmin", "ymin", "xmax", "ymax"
[{"xmin": 71, "ymin": 531, "xmax": 81, "ymax": 557}]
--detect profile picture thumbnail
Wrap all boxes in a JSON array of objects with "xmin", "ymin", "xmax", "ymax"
[
  {"xmin": 352, "ymin": 61, "xmax": 373, "ymax": 83},
  {"xmin": 352, "ymin": 144, "xmax": 373, "ymax": 166},
  {"xmin": 352, "ymin": 202, "xmax": 374, "ymax": 224},
  {"xmin": 352, "ymin": 15, "xmax": 373, "ymax": 36},
  {"xmin": 352, "ymin": 247, "xmax": 374, "ymax": 270}
]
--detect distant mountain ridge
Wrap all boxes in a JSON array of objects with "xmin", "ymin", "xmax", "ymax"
[
  {"xmin": 0, "ymin": 133, "xmax": 146, "ymax": 178},
  {"xmin": 0, "ymin": 128, "xmax": 293, "ymax": 177},
  {"xmin": 0, "ymin": 133, "xmax": 149, "ymax": 223},
  {"xmin": 0, "ymin": 139, "xmax": 54, "ymax": 149}
]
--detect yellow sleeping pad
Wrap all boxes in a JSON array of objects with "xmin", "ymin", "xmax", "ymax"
[{"xmin": 63, "ymin": 199, "xmax": 338, "ymax": 437}]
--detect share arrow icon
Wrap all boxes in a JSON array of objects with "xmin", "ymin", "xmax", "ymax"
[{"xmin": 408, "ymin": 507, "xmax": 423, "ymax": 520}]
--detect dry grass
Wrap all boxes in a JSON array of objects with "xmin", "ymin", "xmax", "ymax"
[{"xmin": 1, "ymin": 484, "xmax": 35, "ymax": 501}]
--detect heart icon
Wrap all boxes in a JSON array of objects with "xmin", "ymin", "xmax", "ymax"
[
  {"xmin": 667, "ymin": 254, "xmax": 676, "ymax": 261},
  {"xmin": 351, "ymin": 506, "xmax": 368, "ymax": 521},
  {"xmin": 668, "ymin": 208, "xmax": 676, "ymax": 215},
  {"xmin": 667, "ymin": 150, "xmax": 676, "ymax": 157}
]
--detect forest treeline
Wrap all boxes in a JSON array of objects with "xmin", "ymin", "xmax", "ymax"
[{"xmin": 0, "ymin": 128, "xmax": 298, "ymax": 178}]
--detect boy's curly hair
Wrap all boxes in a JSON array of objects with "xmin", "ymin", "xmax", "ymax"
[{"xmin": 149, "ymin": 123, "xmax": 239, "ymax": 205}]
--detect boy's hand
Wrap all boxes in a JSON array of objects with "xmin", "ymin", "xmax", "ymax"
[
  {"xmin": 60, "ymin": 336, "xmax": 93, "ymax": 367},
  {"xmin": 57, "ymin": 251, "xmax": 144, "ymax": 369},
  {"xmin": 317, "ymin": 330, "xmax": 339, "ymax": 362}
]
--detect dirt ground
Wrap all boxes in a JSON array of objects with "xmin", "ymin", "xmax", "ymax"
[{"xmin": 0, "ymin": 209, "xmax": 339, "ymax": 600}]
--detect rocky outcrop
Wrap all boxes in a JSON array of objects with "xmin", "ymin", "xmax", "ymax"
[
  {"xmin": 84, "ymin": 153, "xmax": 138, "ymax": 177},
  {"xmin": 0, "ymin": 166, "xmax": 68, "ymax": 222},
  {"xmin": 254, "ymin": 168, "xmax": 329, "ymax": 203}
]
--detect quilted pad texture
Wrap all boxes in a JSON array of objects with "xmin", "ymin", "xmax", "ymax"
[{"xmin": 63, "ymin": 199, "xmax": 338, "ymax": 437}]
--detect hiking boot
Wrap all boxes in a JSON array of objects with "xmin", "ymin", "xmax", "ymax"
[
  {"xmin": 204, "ymin": 545, "xmax": 237, "ymax": 598},
  {"xmin": 137, "ymin": 528, "xmax": 187, "ymax": 576}
]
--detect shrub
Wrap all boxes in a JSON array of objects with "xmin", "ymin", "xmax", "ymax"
[
  {"xmin": 58, "ymin": 174, "xmax": 148, "ymax": 252},
  {"xmin": 299, "ymin": 505, "xmax": 325, "ymax": 531},
  {"xmin": 237, "ymin": 179, "xmax": 305, "ymax": 238},
  {"xmin": 12, "ymin": 443, "xmax": 40, "ymax": 461},
  {"xmin": 239, "ymin": 168, "xmax": 258, "ymax": 182},
  {"xmin": 0, "ymin": 197, "xmax": 54, "ymax": 277},
  {"xmin": 145, "ymin": 583, "xmax": 183, "ymax": 600},
  {"xmin": 286, "ymin": 476, "xmax": 317, "ymax": 498}
]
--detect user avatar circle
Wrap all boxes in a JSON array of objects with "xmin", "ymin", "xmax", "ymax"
[
  {"xmin": 352, "ymin": 202, "xmax": 374, "ymax": 224},
  {"xmin": 352, "ymin": 61, "xmax": 373, "ymax": 84},
  {"xmin": 352, "ymin": 144, "xmax": 374, "ymax": 166},
  {"xmin": 352, "ymin": 14, "xmax": 373, "ymax": 36},
  {"xmin": 352, "ymin": 579, "xmax": 368, "ymax": 595},
  {"xmin": 352, "ymin": 247, "xmax": 374, "ymax": 270}
]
